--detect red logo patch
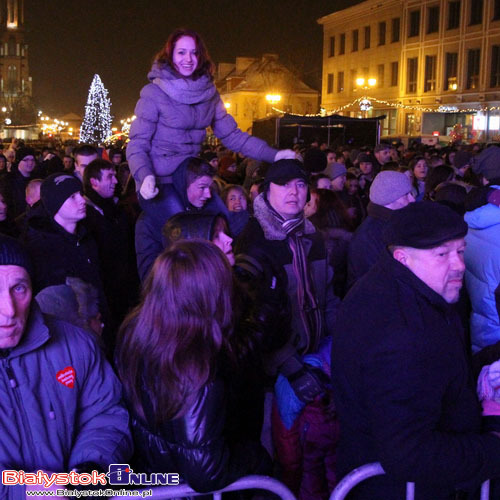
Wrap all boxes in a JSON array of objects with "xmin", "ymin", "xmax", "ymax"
[{"xmin": 56, "ymin": 366, "xmax": 76, "ymax": 389}]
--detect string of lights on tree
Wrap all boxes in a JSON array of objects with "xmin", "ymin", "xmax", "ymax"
[
  {"xmin": 80, "ymin": 74, "xmax": 113, "ymax": 144},
  {"xmin": 272, "ymin": 96, "xmax": 500, "ymax": 117}
]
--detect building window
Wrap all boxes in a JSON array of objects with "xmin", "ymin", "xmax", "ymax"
[
  {"xmin": 491, "ymin": 46, "xmax": 500, "ymax": 87},
  {"xmin": 350, "ymin": 69, "xmax": 357, "ymax": 91},
  {"xmin": 391, "ymin": 61, "xmax": 399, "ymax": 86},
  {"xmin": 377, "ymin": 64, "xmax": 385, "ymax": 87},
  {"xmin": 427, "ymin": 6, "xmax": 440, "ymax": 33},
  {"xmin": 327, "ymin": 73, "xmax": 334, "ymax": 93},
  {"xmin": 352, "ymin": 29, "xmax": 359, "ymax": 52},
  {"xmin": 364, "ymin": 26, "xmax": 371, "ymax": 49},
  {"xmin": 470, "ymin": 0, "xmax": 483, "ymax": 24},
  {"xmin": 407, "ymin": 57, "xmax": 418, "ymax": 93},
  {"xmin": 445, "ymin": 52, "xmax": 458, "ymax": 90},
  {"xmin": 405, "ymin": 113, "xmax": 417, "ymax": 135},
  {"xmin": 448, "ymin": 0, "xmax": 460, "ymax": 29},
  {"xmin": 392, "ymin": 17, "xmax": 401, "ymax": 42},
  {"xmin": 424, "ymin": 55, "xmax": 437, "ymax": 91},
  {"xmin": 329, "ymin": 36, "xmax": 335, "ymax": 57},
  {"xmin": 466, "ymin": 49, "xmax": 480, "ymax": 89},
  {"xmin": 409, "ymin": 10, "xmax": 421, "ymax": 37},
  {"xmin": 494, "ymin": 0, "xmax": 500, "ymax": 20},
  {"xmin": 8, "ymin": 36, "xmax": 15, "ymax": 56},
  {"xmin": 378, "ymin": 22, "xmax": 386, "ymax": 45},
  {"xmin": 337, "ymin": 71, "xmax": 344, "ymax": 92},
  {"xmin": 339, "ymin": 33, "xmax": 345, "ymax": 55}
]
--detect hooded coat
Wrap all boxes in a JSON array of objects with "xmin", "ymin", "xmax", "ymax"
[
  {"xmin": 465, "ymin": 199, "xmax": 500, "ymax": 352},
  {"xmin": 126, "ymin": 63, "xmax": 278, "ymax": 186}
]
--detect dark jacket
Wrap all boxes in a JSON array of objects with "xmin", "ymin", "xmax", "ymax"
[
  {"xmin": 332, "ymin": 249, "xmax": 500, "ymax": 499},
  {"xmin": 84, "ymin": 190, "xmax": 138, "ymax": 322},
  {"xmin": 23, "ymin": 210, "xmax": 104, "ymax": 300},
  {"xmin": 129, "ymin": 368, "xmax": 270, "ymax": 493},
  {"xmin": 347, "ymin": 202, "xmax": 393, "ymax": 289},
  {"xmin": 235, "ymin": 194, "xmax": 339, "ymax": 374},
  {"xmin": 6, "ymin": 167, "xmax": 33, "ymax": 218}
]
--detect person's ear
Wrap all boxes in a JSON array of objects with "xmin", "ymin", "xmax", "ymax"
[
  {"xmin": 393, "ymin": 248, "xmax": 409, "ymax": 267},
  {"xmin": 90, "ymin": 177, "xmax": 99, "ymax": 190}
]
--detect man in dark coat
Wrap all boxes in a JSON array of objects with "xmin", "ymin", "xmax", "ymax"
[
  {"xmin": 24, "ymin": 173, "xmax": 105, "ymax": 308},
  {"xmin": 332, "ymin": 202, "xmax": 500, "ymax": 499},
  {"xmin": 83, "ymin": 159, "xmax": 138, "ymax": 326},
  {"xmin": 6, "ymin": 147, "xmax": 39, "ymax": 218},
  {"xmin": 347, "ymin": 170, "xmax": 414, "ymax": 289}
]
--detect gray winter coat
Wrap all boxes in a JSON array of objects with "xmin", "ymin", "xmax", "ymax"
[
  {"xmin": 1, "ymin": 304, "xmax": 132, "ymax": 500},
  {"xmin": 127, "ymin": 63, "xmax": 278, "ymax": 185}
]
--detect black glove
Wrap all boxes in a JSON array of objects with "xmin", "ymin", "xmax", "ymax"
[{"xmin": 287, "ymin": 364, "xmax": 331, "ymax": 404}]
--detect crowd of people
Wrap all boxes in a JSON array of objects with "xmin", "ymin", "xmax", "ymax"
[{"xmin": 3, "ymin": 27, "xmax": 500, "ymax": 500}]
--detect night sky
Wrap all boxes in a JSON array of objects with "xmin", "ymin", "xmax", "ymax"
[{"xmin": 24, "ymin": 0, "xmax": 361, "ymax": 124}]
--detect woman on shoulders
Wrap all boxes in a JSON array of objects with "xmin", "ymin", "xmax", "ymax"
[{"xmin": 127, "ymin": 28, "xmax": 293, "ymax": 218}]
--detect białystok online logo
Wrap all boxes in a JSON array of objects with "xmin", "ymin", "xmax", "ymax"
[{"xmin": 3, "ymin": 464, "xmax": 180, "ymax": 487}]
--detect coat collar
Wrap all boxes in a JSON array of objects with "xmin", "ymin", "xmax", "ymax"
[
  {"xmin": 380, "ymin": 249, "xmax": 454, "ymax": 310},
  {"xmin": 253, "ymin": 193, "xmax": 315, "ymax": 241},
  {"xmin": 367, "ymin": 202, "xmax": 394, "ymax": 221}
]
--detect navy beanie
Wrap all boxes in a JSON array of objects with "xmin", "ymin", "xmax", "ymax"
[
  {"xmin": 41, "ymin": 173, "xmax": 82, "ymax": 217},
  {"xmin": 0, "ymin": 234, "xmax": 32, "ymax": 277}
]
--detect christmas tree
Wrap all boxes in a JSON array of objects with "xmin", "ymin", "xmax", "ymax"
[{"xmin": 80, "ymin": 74, "xmax": 112, "ymax": 144}]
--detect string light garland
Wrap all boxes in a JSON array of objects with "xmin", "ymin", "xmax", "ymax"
[
  {"xmin": 80, "ymin": 74, "xmax": 113, "ymax": 144},
  {"xmin": 273, "ymin": 96, "xmax": 500, "ymax": 117}
]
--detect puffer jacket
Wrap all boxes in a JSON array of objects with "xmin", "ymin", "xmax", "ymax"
[
  {"xmin": 465, "ymin": 199, "xmax": 500, "ymax": 352},
  {"xmin": 127, "ymin": 62, "xmax": 277, "ymax": 185},
  {"xmin": 129, "ymin": 372, "xmax": 270, "ymax": 493},
  {"xmin": 1, "ymin": 304, "xmax": 132, "ymax": 500}
]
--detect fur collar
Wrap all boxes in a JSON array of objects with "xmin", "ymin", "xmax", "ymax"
[{"xmin": 253, "ymin": 193, "xmax": 315, "ymax": 241}]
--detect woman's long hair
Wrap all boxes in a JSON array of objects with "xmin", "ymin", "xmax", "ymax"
[
  {"xmin": 117, "ymin": 239, "xmax": 233, "ymax": 425},
  {"xmin": 154, "ymin": 28, "xmax": 214, "ymax": 80}
]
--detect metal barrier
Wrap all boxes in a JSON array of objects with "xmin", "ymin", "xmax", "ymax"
[
  {"xmin": 329, "ymin": 463, "xmax": 491, "ymax": 500},
  {"xmin": 112, "ymin": 474, "xmax": 297, "ymax": 499}
]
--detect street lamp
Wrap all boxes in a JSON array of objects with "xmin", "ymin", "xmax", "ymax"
[
  {"xmin": 355, "ymin": 77, "xmax": 377, "ymax": 118},
  {"xmin": 265, "ymin": 94, "xmax": 281, "ymax": 104}
]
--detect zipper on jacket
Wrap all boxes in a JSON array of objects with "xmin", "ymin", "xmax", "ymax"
[{"xmin": 3, "ymin": 358, "xmax": 38, "ymax": 469}]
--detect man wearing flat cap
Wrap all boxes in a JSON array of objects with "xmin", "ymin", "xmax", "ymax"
[
  {"xmin": 332, "ymin": 201, "xmax": 500, "ymax": 499},
  {"xmin": 235, "ymin": 159, "xmax": 339, "ymax": 489},
  {"xmin": 0, "ymin": 234, "xmax": 132, "ymax": 499}
]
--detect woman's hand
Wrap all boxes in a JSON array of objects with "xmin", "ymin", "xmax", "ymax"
[{"xmin": 140, "ymin": 175, "xmax": 159, "ymax": 200}]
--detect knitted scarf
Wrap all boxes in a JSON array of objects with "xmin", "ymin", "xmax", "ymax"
[{"xmin": 265, "ymin": 198, "xmax": 322, "ymax": 354}]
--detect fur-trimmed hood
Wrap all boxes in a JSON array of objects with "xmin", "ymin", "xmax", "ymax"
[{"xmin": 253, "ymin": 193, "xmax": 315, "ymax": 241}]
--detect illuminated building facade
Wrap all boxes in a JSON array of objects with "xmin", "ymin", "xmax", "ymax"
[
  {"xmin": 215, "ymin": 53, "xmax": 319, "ymax": 133},
  {"xmin": 319, "ymin": 0, "xmax": 500, "ymax": 142}
]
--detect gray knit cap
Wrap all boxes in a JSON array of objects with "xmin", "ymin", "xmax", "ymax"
[
  {"xmin": 369, "ymin": 171, "xmax": 413, "ymax": 206},
  {"xmin": 0, "ymin": 234, "xmax": 32, "ymax": 277},
  {"xmin": 324, "ymin": 162, "xmax": 347, "ymax": 180}
]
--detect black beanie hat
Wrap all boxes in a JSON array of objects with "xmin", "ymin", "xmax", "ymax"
[
  {"xmin": 41, "ymin": 173, "xmax": 82, "ymax": 217},
  {"xmin": 0, "ymin": 234, "xmax": 32, "ymax": 277},
  {"xmin": 384, "ymin": 201, "xmax": 468, "ymax": 249},
  {"xmin": 16, "ymin": 147, "xmax": 35, "ymax": 164}
]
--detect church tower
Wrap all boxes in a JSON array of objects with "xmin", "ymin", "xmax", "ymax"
[{"xmin": 0, "ymin": 0, "xmax": 34, "ymax": 124}]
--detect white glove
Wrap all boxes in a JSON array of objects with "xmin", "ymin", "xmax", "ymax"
[
  {"xmin": 139, "ymin": 175, "xmax": 159, "ymax": 200},
  {"xmin": 274, "ymin": 149, "xmax": 297, "ymax": 162}
]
